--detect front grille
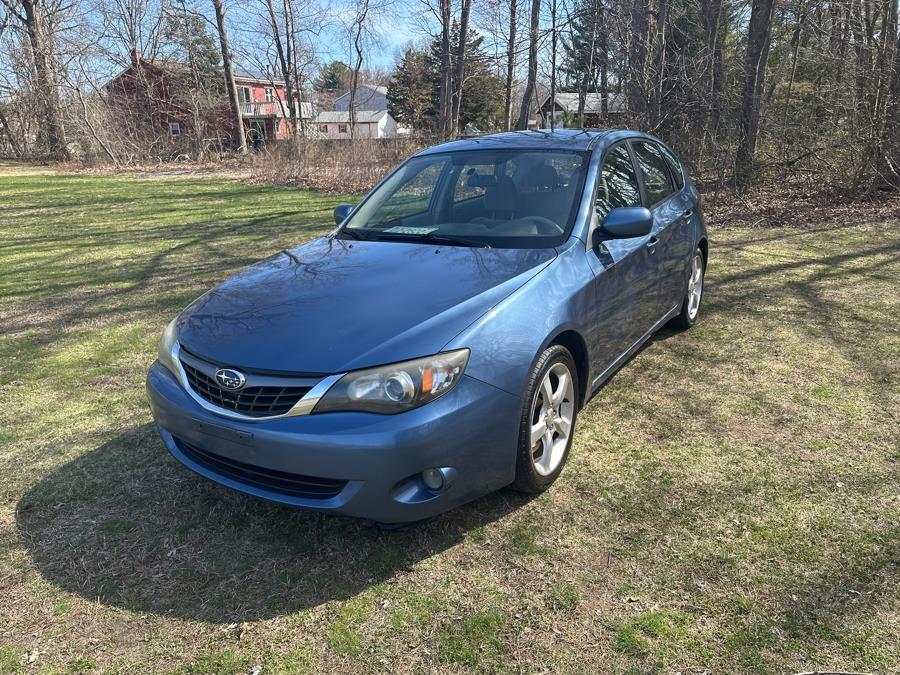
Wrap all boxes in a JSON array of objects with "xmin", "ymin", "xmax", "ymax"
[
  {"xmin": 181, "ymin": 361, "xmax": 311, "ymax": 417},
  {"xmin": 175, "ymin": 438, "xmax": 348, "ymax": 500}
]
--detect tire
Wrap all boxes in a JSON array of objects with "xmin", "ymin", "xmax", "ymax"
[
  {"xmin": 511, "ymin": 345, "xmax": 579, "ymax": 494},
  {"xmin": 672, "ymin": 246, "xmax": 705, "ymax": 329}
]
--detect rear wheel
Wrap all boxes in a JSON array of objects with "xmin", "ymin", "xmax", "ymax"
[
  {"xmin": 672, "ymin": 247, "xmax": 705, "ymax": 329},
  {"xmin": 511, "ymin": 345, "xmax": 578, "ymax": 494}
]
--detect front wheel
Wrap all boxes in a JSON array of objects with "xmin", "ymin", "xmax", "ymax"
[
  {"xmin": 672, "ymin": 247, "xmax": 705, "ymax": 329},
  {"xmin": 511, "ymin": 345, "xmax": 579, "ymax": 494}
]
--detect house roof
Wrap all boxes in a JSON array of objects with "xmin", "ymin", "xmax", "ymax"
[
  {"xmin": 540, "ymin": 92, "xmax": 626, "ymax": 114},
  {"xmin": 314, "ymin": 110, "xmax": 389, "ymax": 124},
  {"xmin": 233, "ymin": 68, "xmax": 280, "ymax": 84},
  {"xmin": 335, "ymin": 84, "xmax": 387, "ymax": 98}
]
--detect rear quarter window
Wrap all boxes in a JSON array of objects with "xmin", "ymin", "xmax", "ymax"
[
  {"xmin": 632, "ymin": 140, "xmax": 674, "ymax": 206},
  {"xmin": 658, "ymin": 144, "xmax": 685, "ymax": 191}
]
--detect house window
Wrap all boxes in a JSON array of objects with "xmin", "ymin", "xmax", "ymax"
[
  {"xmin": 265, "ymin": 87, "xmax": 275, "ymax": 102},
  {"xmin": 338, "ymin": 124, "xmax": 348, "ymax": 134},
  {"xmin": 318, "ymin": 125, "xmax": 328, "ymax": 133},
  {"xmin": 240, "ymin": 86, "xmax": 251, "ymax": 103},
  {"xmin": 168, "ymin": 121, "xmax": 181, "ymax": 137}
]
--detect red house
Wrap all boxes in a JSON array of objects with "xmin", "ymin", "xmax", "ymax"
[{"xmin": 104, "ymin": 58, "xmax": 311, "ymax": 147}]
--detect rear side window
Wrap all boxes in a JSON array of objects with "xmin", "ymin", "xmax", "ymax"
[
  {"xmin": 596, "ymin": 144, "xmax": 642, "ymax": 219},
  {"xmin": 658, "ymin": 144, "xmax": 685, "ymax": 191},
  {"xmin": 632, "ymin": 141, "xmax": 674, "ymax": 206}
]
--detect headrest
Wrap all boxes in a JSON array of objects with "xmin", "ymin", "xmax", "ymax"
[
  {"xmin": 483, "ymin": 176, "xmax": 517, "ymax": 212},
  {"xmin": 527, "ymin": 163, "xmax": 559, "ymax": 190},
  {"xmin": 467, "ymin": 172, "xmax": 498, "ymax": 188}
]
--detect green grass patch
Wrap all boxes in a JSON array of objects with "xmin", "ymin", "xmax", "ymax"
[{"xmin": 434, "ymin": 607, "xmax": 507, "ymax": 669}]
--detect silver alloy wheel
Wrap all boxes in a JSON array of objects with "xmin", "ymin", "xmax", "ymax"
[
  {"xmin": 530, "ymin": 362, "xmax": 576, "ymax": 476},
  {"xmin": 687, "ymin": 252, "xmax": 704, "ymax": 320}
]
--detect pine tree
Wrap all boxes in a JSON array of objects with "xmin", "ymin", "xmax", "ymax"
[
  {"xmin": 387, "ymin": 48, "xmax": 435, "ymax": 129},
  {"xmin": 316, "ymin": 61, "xmax": 350, "ymax": 93},
  {"xmin": 388, "ymin": 27, "xmax": 504, "ymax": 134}
]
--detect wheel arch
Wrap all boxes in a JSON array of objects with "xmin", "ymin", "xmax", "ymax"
[
  {"xmin": 697, "ymin": 237, "xmax": 708, "ymax": 266},
  {"xmin": 547, "ymin": 329, "xmax": 590, "ymax": 410}
]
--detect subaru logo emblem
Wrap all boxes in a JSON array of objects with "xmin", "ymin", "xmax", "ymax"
[{"xmin": 215, "ymin": 368, "xmax": 246, "ymax": 390}]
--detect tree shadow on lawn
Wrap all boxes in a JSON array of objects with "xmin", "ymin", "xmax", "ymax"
[{"xmin": 16, "ymin": 424, "xmax": 532, "ymax": 624}]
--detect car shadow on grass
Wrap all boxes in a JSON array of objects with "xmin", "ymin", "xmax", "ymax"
[{"xmin": 16, "ymin": 424, "xmax": 532, "ymax": 624}]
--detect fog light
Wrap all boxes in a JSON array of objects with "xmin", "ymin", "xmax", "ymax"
[{"xmin": 422, "ymin": 468, "xmax": 445, "ymax": 491}]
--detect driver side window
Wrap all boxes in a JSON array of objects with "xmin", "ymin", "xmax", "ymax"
[{"xmin": 596, "ymin": 144, "xmax": 642, "ymax": 220}]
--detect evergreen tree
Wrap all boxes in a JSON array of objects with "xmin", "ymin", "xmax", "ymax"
[
  {"xmin": 316, "ymin": 61, "xmax": 350, "ymax": 92},
  {"xmin": 561, "ymin": 0, "xmax": 603, "ymax": 94},
  {"xmin": 387, "ymin": 26, "xmax": 504, "ymax": 133},
  {"xmin": 387, "ymin": 48, "xmax": 435, "ymax": 129}
]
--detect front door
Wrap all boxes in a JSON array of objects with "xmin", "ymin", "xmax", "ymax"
[{"xmin": 585, "ymin": 142, "xmax": 663, "ymax": 378}]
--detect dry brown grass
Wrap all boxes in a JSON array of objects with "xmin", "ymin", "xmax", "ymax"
[{"xmin": 246, "ymin": 138, "xmax": 430, "ymax": 193}]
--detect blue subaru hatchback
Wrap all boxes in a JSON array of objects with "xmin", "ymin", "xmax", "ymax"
[{"xmin": 147, "ymin": 130, "xmax": 707, "ymax": 523}]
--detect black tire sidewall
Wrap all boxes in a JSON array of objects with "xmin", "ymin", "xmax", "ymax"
[
  {"xmin": 511, "ymin": 345, "xmax": 579, "ymax": 494},
  {"xmin": 674, "ymin": 246, "xmax": 704, "ymax": 328}
]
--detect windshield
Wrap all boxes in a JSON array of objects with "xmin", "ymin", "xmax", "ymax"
[{"xmin": 340, "ymin": 149, "xmax": 589, "ymax": 249}]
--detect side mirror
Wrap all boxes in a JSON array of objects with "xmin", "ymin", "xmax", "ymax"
[
  {"xmin": 599, "ymin": 207, "xmax": 653, "ymax": 239},
  {"xmin": 333, "ymin": 203, "xmax": 353, "ymax": 225}
]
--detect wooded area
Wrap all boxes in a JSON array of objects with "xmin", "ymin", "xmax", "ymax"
[{"xmin": 0, "ymin": 0, "xmax": 898, "ymax": 194}]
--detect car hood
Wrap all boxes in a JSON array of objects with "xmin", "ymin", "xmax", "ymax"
[{"xmin": 176, "ymin": 237, "xmax": 556, "ymax": 374}]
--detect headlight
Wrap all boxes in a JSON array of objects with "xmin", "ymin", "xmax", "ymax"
[
  {"xmin": 313, "ymin": 349, "xmax": 469, "ymax": 414},
  {"xmin": 158, "ymin": 317, "xmax": 180, "ymax": 376}
]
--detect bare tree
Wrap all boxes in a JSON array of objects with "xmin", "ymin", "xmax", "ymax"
[
  {"xmin": 516, "ymin": 0, "xmax": 539, "ymax": 129},
  {"xmin": 450, "ymin": 0, "xmax": 471, "ymax": 134},
  {"xmin": 437, "ymin": 0, "xmax": 451, "ymax": 136},
  {"xmin": 0, "ymin": 0, "xmax": 69, "ymax": 157},
  {"xmin": 735, "ymin": 0, "xmax": 776, "ymax": 187},
  {"xmin": 347, "ymin": 0, "xmax": 369, "ymax": 140},
  {"xmin": 503, "ymin": 0, "xmax": 517, "ymax": 130},
  {"xmin": 211, "ymin": 0, "xmax": 246, "ymax": 152}
]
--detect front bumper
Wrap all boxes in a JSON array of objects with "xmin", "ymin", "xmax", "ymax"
[{"xmin": 146, "ymin": 361, "xmax": 521, "ymax": 522}]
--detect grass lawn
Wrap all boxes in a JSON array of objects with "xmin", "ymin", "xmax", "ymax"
[{"xmin": 0, "ymin": 163, "xmax": 897, "ymax": 674}]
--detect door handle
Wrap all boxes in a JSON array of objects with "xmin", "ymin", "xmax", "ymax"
[
  {"xmin": 682, "ymin": 209, "xmax": 694, "ymax": 219},
  {"xmin": 646, "ymin": 236, "xmax": 660, "ymax": 253}
]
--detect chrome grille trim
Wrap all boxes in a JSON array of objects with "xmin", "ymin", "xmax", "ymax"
[{"xmin": 168, "ymin": 341, "xmax": 343, "ymax": 421}]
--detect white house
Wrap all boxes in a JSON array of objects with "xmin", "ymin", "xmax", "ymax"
[{"xmin": 312, "ymin": 110, "xmax": 398, "ymax": 139}]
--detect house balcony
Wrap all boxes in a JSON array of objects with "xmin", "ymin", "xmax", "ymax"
[{"xmin": 239, "ymin": 101, "xmax": 290, "ymax": 118}]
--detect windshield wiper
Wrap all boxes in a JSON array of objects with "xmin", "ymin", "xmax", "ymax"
[
  {"xmin": 335, "ymin": 227, "xmax": 368, "ymax": 241},
  {"xmin": 370, "ymin": 231, "xmax": 491, "ymax": 249}
]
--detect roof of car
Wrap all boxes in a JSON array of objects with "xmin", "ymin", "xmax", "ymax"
[{"xmin": 416, "ymin": 129, "xmax": 621, "ymax": 155}]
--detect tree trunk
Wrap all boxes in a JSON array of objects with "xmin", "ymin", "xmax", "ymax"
[
  {"xmin": 20, "ymin": 0, "xmax": 68, "ymax": 159},
  {"xmin": 503, "ymin": 0, "xmax": 517, "ymax": 131},
  {"xmin": 699, "ymin": 0, "xmax": 724, "ymax": 137},
  {"xmin": 0, "ymin": 107, "xmax": 23, "ymax": 158},
  {"xmin": 451, "ymin": 0, "xmax": 472, "ymax": 135},
  {"xmin": 649, "ymin": 0, "xmax": 670, "ymax": 127},
  {"xmin": 265, "ymin": 0, "xmax": 301, "ymax": 140},
  {"xmin": 438, "ymin": 0, "xmax": 452, "ymax": 137},
  {"xmin": 734, "ymin": 0, "xmax": 776, "ymax": 188},
  {"xmin": 517, "ymin": 0, "xmax": 540, "ymax": 129},
  {"xmin": 211, "ymin": 0, "xmax": 246, "ymax": 153},
  {"xmin": 627, "ymin": 0, "xmax": 650, "ymax": 124},
  {"xmin": 549, "ymin": 0, "xmax": 557, "ymax": 130},
  {"xmin": 349, "ymin": 0, "xmax": 370, "ymax": 142},
  {"xmin": 576, "ymin": 0, "xmax": 602, "ymax": 127},
  {"xmin": 599, "ymin": 5, "xmax": 608, "ymax": 120}
]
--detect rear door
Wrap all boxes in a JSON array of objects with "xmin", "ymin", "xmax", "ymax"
[
  {"xmin": 655, "ymin": 142, "xmax": 696, "ymax": 308},
  {"xmin": 585, "ymin": 142, "xmax": 662, "ymax": 374},
  {"xmin": 629, "ymin": 139, "xmax": 683, "ymax": 317}
]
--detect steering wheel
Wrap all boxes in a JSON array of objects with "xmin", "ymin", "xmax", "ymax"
[{"xmin": 519, "ymin": 216, "xmax": 563, "ymax": 235}]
